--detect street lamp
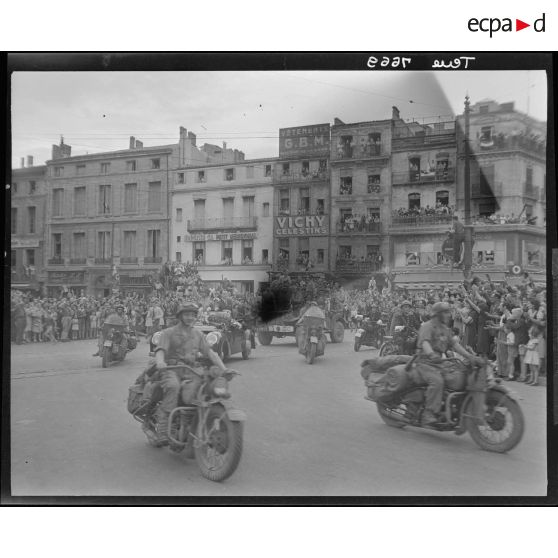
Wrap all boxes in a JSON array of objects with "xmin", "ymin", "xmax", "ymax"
[{"xmin": 463, "ymin": 95, "xmax": 473, "ymax": 281}]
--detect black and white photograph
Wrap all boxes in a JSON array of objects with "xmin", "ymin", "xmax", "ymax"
[{"xmin": 5, "ymin": 56, "xmax": 552, "ymax": 500}]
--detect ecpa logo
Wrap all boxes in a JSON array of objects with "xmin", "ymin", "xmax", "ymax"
[{"xmin": 468, "ymin": 13, "xmax": 545, "ymax": 37}]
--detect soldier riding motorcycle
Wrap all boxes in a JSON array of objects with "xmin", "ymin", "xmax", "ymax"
[
  {"xmin": 361, "ymin": 302, "xmax": 524, "ymax": 453},
  {"xmin": 296, "ymin": 301, "xmax": 327, "ymax": 364},
  {"xmin": 127, "ymin": 303, "xmax": 246, "ymax": 482},
  {"xmin": 93, "ymin": 304, "xmax": 137, "ymax": 367}
]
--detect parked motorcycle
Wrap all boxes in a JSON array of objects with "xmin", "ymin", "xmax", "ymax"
[
  {"xmin": 378, "ymin": 325, "xmax": 417, "ymax": 356},
  {"xmin": 297, "ymin": 316, "xmax": 326, "ymax": 364},
  {"xmin": 354, "ymin": 317, "xmax": 387, "ymax": 352},
  {"xmin": 361, "ymin": 355, "xmax": 525, "ymax": 453},
  {"xmin": 128, "ymin": 361, "xmax": 246, "ymax": 482},
  {"xmin": 101, "ymin": 324, "xmax": 137, "ymax": 368}
]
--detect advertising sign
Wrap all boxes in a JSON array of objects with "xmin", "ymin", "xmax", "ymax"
[
  {"xmin": 11, "ymin": 238, "xmax": 41, "ymax": 248},
  {"xmin": 183, "ymin": 231, "xmax": 257, "ymax": 242},
  {"xmin": 275, "ymin": 215, "xmax": 328, "ymax": 236},
  {"xmin": 279, "ymin": 124, "xmax": 330, "ymax": 157},
  {"xmin": 48, "ymin": 271, "xmax": 85, "ymax": 284}
]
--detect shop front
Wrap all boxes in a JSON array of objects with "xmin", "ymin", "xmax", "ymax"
[{"xmin": 46, "ymin": 270, "xmax": 87, "ymax": 298}]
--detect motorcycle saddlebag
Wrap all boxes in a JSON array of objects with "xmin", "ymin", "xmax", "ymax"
[
  {"xmin": 366, "ymin": 364, "xmax": 412, "ymax": 402},
  {"xmin": 361, "ymin": 355, "xmax": 412, "ymax": 381},
  {"xmin": 127, "ymin": 384, "xmax": 145, "ymax": 414}
]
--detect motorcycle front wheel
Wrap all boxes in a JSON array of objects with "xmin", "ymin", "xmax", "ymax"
[
  {"xmin": 101, "ymin": 347, "xmax": 111, "ymax": 368},
  {"xmin": 376, "ymin": 402, "xmax": 406, "ymax": 428},
  {"xmin": 466, "ymin": 390, "xmax": 525, "ymax": 453},
  {"xmin": 379, "ymin": 341, "xmax": 397, "ymax": 356},
  {"xmin": 194, "ymin": 404, "xmax": 243, "ymax": 482},
  {"xmin": 305, "ymin": 343, "xmax": 317, "ymax": 364},
  {"xmin": 353, "ymin": 339, "xmax": 361, "ymax": 352}
]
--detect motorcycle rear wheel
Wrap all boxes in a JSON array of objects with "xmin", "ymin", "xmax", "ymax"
[
  {"xmin": 194, "ymin": 405, "xmax": 243, "ymax": 482},
  {"xmin": 376, "ymin": 402, "xmax": 406, "ymax": 428},
  {"xmin": 466, "ymin": 391, "xmax": 525, "ymax": 453},
  {"xmin": 379, "ymin": 342, "xmax": 397, "ymax": 356},
  {"xmin": 101, "ymin": 347, "xmax": 111, "ymax": 368}
]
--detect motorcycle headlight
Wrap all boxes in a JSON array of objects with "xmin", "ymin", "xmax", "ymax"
[
  {"xmin": 152, "ymin": 331, "xmax": 162, "ymax": 346},
  {"xmin": 206, "ymin": 331, "xmax": 221, "ymax": 347},
  {"xmin": 212, "ymin": 376, "xmax": 230, "ymax": 398}
]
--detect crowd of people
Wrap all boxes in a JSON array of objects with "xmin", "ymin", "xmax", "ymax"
[
  {"xmin": 393, "ymin": 202, "xmax": 455, "ymax": 219},
  {"xmin": 472, "ymin": 212, "xmax": 539, "ymax": 226},
  {"xmin": 338, "ymin": 212, "xmax": 381, "ymax": 233}
]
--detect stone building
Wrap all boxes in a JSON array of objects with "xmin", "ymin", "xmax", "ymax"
[
  {"xmin": 10, "ymin": 156, "xmax": 48, "ymax": 293},
  {"xmin": 271, "ymin": 124, "xmax": 331, "ymax": 277},
  {"xmin": 388, "ymin": 116, "xmax": 459, "ymax": 289},
  {"xmin": 455, "ymin": 99, "xmax": 546, "ymax": 283},
  {"xmin": 329, "ymin": 113, "xmax": 394, "ymax": 288},
  {"xmin": 171, "ymin": 157, "xmax": 274, "ymax": 293},
  {"xmin": 44, "ymin": 130, "xmax": 239, "ymax": 296}
]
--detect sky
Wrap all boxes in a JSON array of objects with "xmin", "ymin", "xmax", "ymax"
[{"xmin": 10, "ymin": 70, "xmax": 547, "ymax": 168}]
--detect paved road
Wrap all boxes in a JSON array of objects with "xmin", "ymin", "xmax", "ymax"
[{"xmin": 10, "ymin": 334, "xmax": 547, "ymax": 496}]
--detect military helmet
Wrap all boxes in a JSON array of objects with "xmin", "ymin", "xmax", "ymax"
[{"xmin": 176, "ymin": 302, "xmax": 199, "ymax": 318}]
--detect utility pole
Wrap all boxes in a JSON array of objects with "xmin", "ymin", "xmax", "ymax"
[{"xmin": 463, "ymin": 95, "xmax": 473, "ymax": 281}]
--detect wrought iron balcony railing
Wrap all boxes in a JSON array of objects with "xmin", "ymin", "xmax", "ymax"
[
  {"xmin": 335, "ymin": 260, "xmax": 382, "ymax": 274},
  {"xmin": 337, "ymin": 221, "xmax": 382, "ymax": 234},
  {"xmin": 120, "ymin": 257, "xmax": 138, "ymax": 264},
  {"xmin": 390, "ymin": 214, "xmax": 454, "ymax": 228},
  {"xmin": 48, "ymin": 257, "xmax": 65, "ymax": 265},
  {"xmin": 187, "ymin": 217, "xmax": 258, "ymax": 231},
  {"xmin": 144, "ymin": 256, "xmax": 163, "ymax": 264},
  {"xmin": 69, "ymin": 258, "xmax": 86, "ymax": 265},
  {"xmin": 392, "ymin": 168, "xmax": 455, "ymax": 185}
]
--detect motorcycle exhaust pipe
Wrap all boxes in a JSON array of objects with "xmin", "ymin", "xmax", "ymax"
[{"xmin": 382, "ymin": 407, "xmax": 411, "ymax": 424}]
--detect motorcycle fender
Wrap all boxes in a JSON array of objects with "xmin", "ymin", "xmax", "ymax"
[
  {"xmin": 487, "ymin": 383, "xmax": 522, "ymax": 403},
  {"xmin": 219, "ymin": 400, "xmax": 247, "ymax": 422}
]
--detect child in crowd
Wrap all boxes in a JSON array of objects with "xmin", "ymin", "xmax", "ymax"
[
  {"xmin": 504, "ymin": 324, "xmax": 518, "ymax": 381},
  {"xmin": 524, "ymin": 325, "xmax": 541, "ymax": 386},
  {"xmin": 90, "ymin": 311, "xmax": 98, "ymax": 339}
]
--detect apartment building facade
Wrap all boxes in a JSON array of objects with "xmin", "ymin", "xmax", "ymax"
[
  {"xmin": 44, "ymin": 130, "xmax": 241, "ymax": 296},
  {"xmin": 456, "ymin": 99, "xmax": 546, "ymax": 283},
  {"xmin": 172, "ymin": 158, "xmax": 275, "ymax": 293},
  {"xmin": 272, "ymin": 123, "xmax": 331, "ymax": 277},
  {"xmin": 10, "ymin": 157, "xmax": 48, "ymax": 293}
]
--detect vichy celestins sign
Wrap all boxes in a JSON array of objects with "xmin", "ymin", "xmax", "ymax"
[{"xmin": 275, "ymin": 215, "xmax": 328, "ymax": 236}]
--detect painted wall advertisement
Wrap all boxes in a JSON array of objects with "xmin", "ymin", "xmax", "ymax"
[
  {"xmin": 275, "ymin": 215, "xmax": 328, "ymax": 236},
  {"xmin": 183, "ymin": 231, "xmax": 257, "ymax": 242},
  {"xmin": 279, "ymin": 124, "xmax": 330, "ymax": 157}
]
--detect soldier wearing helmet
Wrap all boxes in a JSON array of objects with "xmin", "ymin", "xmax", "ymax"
[
  {"xmin": 152, "ymin": 301, "xmax": 229, "ymax": 446},
  {"xmin": 416, "ymin": 301, "xmax": 483, "ymax": 426},
  {"xmin": 92, "ymin": 302, "xmax": 129, "ymax": 357}
]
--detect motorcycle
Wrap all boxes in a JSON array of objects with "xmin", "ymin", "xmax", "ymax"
[
  {"xmin": 354, "ymin": 317, "xmax": 387, "ymax": 352},
  {"xmin": 297, "ymin": 316, "xmax": 326, "ymax": 365},
  {"xmin": 101, "ymin": 324, "xmax": 137, "ymax": 368},
  {"xmin": 128, "ymin": 360, "xmax": 246, "ymax": 482},
  {"xmin": 361, "ymin": 354, "xmax": 525, "ymax": 453},
  {"xmin": 379, "ymin": 325, "xmax": 417, "ymax": 356}
]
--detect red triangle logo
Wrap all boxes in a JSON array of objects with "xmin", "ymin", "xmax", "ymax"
[{"xmin": 516, "ymin": 19, "xmax": 530, "ymax": 31}]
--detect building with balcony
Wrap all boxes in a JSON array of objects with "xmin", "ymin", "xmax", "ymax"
[
  {"xmin": 10, "ymin": 157, "xmax": 48, "ymax": 293},
  {"xmin": 456, "ymin": 99, "xmax": 546, "ymax": 283},
  {"xmin": 388, "ymin": 116, "xmax": 458, "ymax": 288},
  {"xmin": 44, "ymin": 129, "xmax": 237, "ymax": 296},
  {"xmin": 329, "ymin": 112, "xmax": 395, "ymax": 286},
  {"xmin": 171, "ymin": 157, "xmax": 275, "ymax": 293},
  {"xmin": 272, "ymin": 123, "xmax": 331, "ymax": 276}
]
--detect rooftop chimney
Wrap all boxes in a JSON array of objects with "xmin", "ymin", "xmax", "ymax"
[
  {"xmin": 333, "ymin": 117, "xmax": 345, "ymax": 126},
  {"xmin": 223, "ymin": 141, "xmax": 227, "ymax": 150},
  {"xmin": 179, "ymin": 126, "xmax": 187, "ymax": 139},
  {"xmin": 27, "ymin": 155, "xmax": 33, "ymax": 167},
  {"xmin": 129, "ymin": 136, "xmax": 136, "ymax": 149},
  {"xmin": 392, "ymin": 106, "xmax": 400, "ymax": 120},
  {"xmin": 188, "ymin": 131, "xmax": 197, "ymax": 146},
  {"xmin": 135, "ymin": 140, "xmax": 143, "ymax": 149},
  {"xmin": 20, "ymin": 157, "xmax": 25, "ymax": 168}
]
